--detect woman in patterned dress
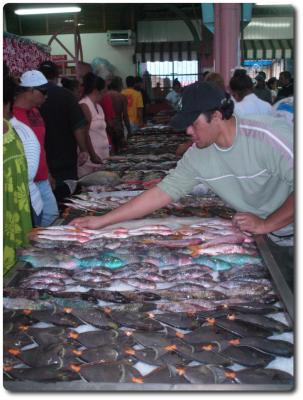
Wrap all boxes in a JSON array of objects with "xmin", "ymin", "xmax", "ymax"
[{"xmin": 3, "ymin": 73, "xmax": 32, "ymax": 274}]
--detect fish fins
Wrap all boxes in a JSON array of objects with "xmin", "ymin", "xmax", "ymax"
[{"xmin": 189, "ymin": 245, "xmax": 200, "ymax": 257}]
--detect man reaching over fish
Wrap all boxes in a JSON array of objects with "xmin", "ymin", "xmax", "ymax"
[{"xmin": 70, "ymin": 82, "xmax": 293, "ymax": 284}]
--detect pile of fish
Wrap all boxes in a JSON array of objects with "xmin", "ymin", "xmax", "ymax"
[
  {"xmin": 124, "ymin": 132, "xmax": 188, "ymax": 156},
  {"xmin": 62, "ymin": 193, "xmax": 235, "ymax": 222},
  {"xmin": 4, "ymin": 301, "xmax": 293, "ymax": 384},
  {"xmin": 3, "ymin": 127, "xmax": 294, "ymax": 387},
  {"xmin": 4, "ymin": 217, "xmax": 293, "ymax": 386}
]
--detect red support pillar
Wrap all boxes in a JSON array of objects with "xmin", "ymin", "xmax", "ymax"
[{"xmin": 214, "ymin": 3, "xmax": 241, "ymax": 88}]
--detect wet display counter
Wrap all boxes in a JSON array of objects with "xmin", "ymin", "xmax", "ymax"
[
  {"xmin": 3, "ymin": 125, "xmax": 294, "ymax": 392},
  {"xmin": 3, "ymin": 218, "xmax": 294, "ymax": 393}
]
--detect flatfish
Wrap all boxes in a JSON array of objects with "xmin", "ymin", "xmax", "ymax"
[
  {"xmin": 25, "ymin": 326, "xmax": 68, "ymax": 346},
  {"xmin": 11, "ymin": 343, "xmax": 79, "ymax": 368},
  {"xmin": 71, "ymin": 361, "xmax": 142, "ymax": 383},
  {"xmin": 226, "ymin": 312, "xmax": 290, "ymax": 333},
  {"xmin": 142, "ymin": 365, "xmax": 188, "ymax": 384},
  {"xmin": 199, "ymin": 343, "xmax": 274, "ymax": 368},
  {"xmin": 182, "ymin": 325, "xmax": 237, "ymax": 344},
  {"xmin": 205, "ymin": 317, "xmax": 272, "ymax": 337},
  {"xmin": 108, "ymin": 310, "xmax": 163, "ymax": 331},
  {"xmin": 74, "ymin": 345, "xmax": 127, "ymax": 363},
  {"xmin": 153, "ymin": 313, "xmax": 200, "ymax": 330},
  {"xmin": 232, "ymin": 368, "xmax": 293, "ymax": 385},
  {"xmin": 5, "ymin": 365, "xmax": 79, "ymax": 382},
  {"xmin": 178, "ymin": 364, "xmax": 232, "ymax": 384},
  {"xmin": 67, "ymin": 307, "xmax": 117, "ymax": 329},
  {"xmin": 222, "ymin": 337, "xmax": 293, "ymax": 357},
  {"xmin": 27, "ymin": 309, "xmax": 81, "ymax": 327},
  {"xmin": 123, "ymin": 346, "xmax": 173, "ymax": 366},
  {"xmin": 68, "ymin": 329, "xmax": 133, "ymax": 348}
]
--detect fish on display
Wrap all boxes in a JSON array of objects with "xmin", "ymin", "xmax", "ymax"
[
  {"xmin": 73, "ymin": 345, "xmax": 126, "ymax": 363},
  {"xmin": 24, "ymin": 326, "xmax": 68, "ymax": 346},
  {"xmin": 25, "ymin": 309, "xmax": 81, "ymax": 327},
  {"xmin": 219, "ymin": 337, "xmax": 293, "ymax": 358},
  {"xmin": 3, "ymin": 331, "xmax": 33, "ymax": 349},
  {"xmin": 5, "ymin": 365, "xmax": 80, "ymax": 382},
  {"xmin": 211, "ymin": 254, "xmax": 262, "ymax": 265},
  {"xmin": 153, "ymin": 312, "xmax": 200, "ymax": 330},
  {"xmin": 107, "ymin": 310, "xmax": 163, "ymax": 331},
  {"xmin": 231, "ymin": 368, "xmax": 294, "ymax": 385},
  {"xmin": 66, "ymin": 307, "xmax": 118, "ymax": 329},
  {"xmin": 177, "ymin": 364, "xmax": 233, "ymax": 384},
  {"xmin": 205, "ymin": 317, "xmax": 273, "ymax": 338},
  {"xmin": 9, "ymin": 342, "xmax": 80, "ymax": 368},
  {"xmin": 195, "ymin": 342, "xmax": 274, "ymax": 368},
  {"xmin": 68, "ymin": 329, "xmax": 132, "ymax": 348},
  {"xmin": 142, "ymin": 365, "xmax": 188, "ymax": 384},
  {"xmin": 225, "ymin": 312, "xmax": 290, "ymax": 333},
  {"xmin": 123, "ymin": 346, "xmax": 172, "ymax": 366},
  {"xmin": 70, "ymin": 361, "xmax": 142, "ymax": 383},
  {"xmin": 182, "ymin": 325, "xmax": 237, "ymax": 344}
]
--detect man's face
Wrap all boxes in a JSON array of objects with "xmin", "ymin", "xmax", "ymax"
[
  {"xmin": 186, "ymin": 113, "xmax": 217, "ymax": 149},
  {"xmin": 31, "ymin": 87, "xmax": 47, "ymax": 107},
  {"xmin": 279, "ymin": 74, "xmax": 288, "ymax": 87}
]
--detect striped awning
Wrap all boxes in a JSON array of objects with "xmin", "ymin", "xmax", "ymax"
[
  {"xmin": 135, "ymin": 41, "xmax": 198, "ymax": 62},
  {"xmin": 242, "ymin": 39, "xmax": 293, "ymax": 60}
]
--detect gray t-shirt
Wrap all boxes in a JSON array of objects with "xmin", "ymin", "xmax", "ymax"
[{"xmin": 158, "ymin": 114, "xmax": 293, "ymax": 245}]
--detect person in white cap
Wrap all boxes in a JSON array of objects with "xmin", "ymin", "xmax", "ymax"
[{"xmin": 13, "ymin": 70, "xmax": 59, "ymax": 226}]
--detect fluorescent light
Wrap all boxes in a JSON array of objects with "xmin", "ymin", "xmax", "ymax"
[{"xmin": 15, "ymin": 7, "xmax": 81, "ymax": 16}]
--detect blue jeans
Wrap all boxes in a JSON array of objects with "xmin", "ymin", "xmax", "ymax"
[{"xmin": 36, "ymin": 179, "xmax": 59, "ymax": 227}]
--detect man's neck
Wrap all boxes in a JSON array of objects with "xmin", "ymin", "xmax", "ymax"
[{"xmin": 215, "ymin": 116, "xmax": 237, "ymax": 149}]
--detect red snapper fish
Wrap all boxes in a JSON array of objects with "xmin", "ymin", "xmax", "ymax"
[{"xmin": 189, "ymin": 243, "xmax": 256, "ymax": 257}]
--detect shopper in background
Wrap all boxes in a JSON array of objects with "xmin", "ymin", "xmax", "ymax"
[
  {"xmin": 134, "ymin": 76, "xmax": 150, "ymax": 123},
  {"xmin": 122, "ymin": 75, "xmax": 144, "ymax": 133},
  {"xmin": 165, "ymin": 79, "xmax": 182, "ymax": 110},
  {"xmin": 107, "ymin": 76, "xmax": 131, "ymax": 152},
  {"xmin": 13, "ymin": 70, "xmax": 59, "ymax": 226},
  {"xmin": 254, "ymin": 74, "xmax": 272, "ymax": 104},
  {"xmin": 39, "ymin": 61, "xmax": 90, "ymax": 202},
  {"xmin": 266, "ymin": 77, "xmax": 278, "ymax": 104},
  {"xmin": 3, "ymin": 73, "xmax": 32, "ymax": 274},
  {"xmin": 78, "ymin": 72, "xmax": 109, "ymax": 177},
  {"xmin": 273, "ymin": 96, "xmax": 294, "ymax": 126},
  {"xmin": 61, "ymin": 77, "xmax": 82, "ymax": 101},
  {"xmin": 229, "ymin": 69, "xmax": 273, "ymax": 117},
  {"xmin": 275, "ymin": 71, "xmax": 294, "ymax": 103},
  {"xmin": 204, "ymin": 72, "xmax": 226, "ymax": 91}
]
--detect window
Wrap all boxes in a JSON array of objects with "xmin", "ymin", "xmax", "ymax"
[{"xmin": 146, "ymin": 60, "xmax": 198, "ymax": 88}]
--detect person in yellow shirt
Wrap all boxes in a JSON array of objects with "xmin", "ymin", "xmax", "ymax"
[{"xmin": 121, "ymin": 76, "xmax": 143, "ymax": 134}]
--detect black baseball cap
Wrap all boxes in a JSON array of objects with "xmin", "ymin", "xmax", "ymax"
[{"xmin": 170, "ymin": 81, "xmax": 227, "ymax": 130}]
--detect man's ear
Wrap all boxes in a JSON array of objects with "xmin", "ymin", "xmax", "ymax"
[{"xmin": 212, "ymin": 110, "xmax": 223, "ymax": 122}]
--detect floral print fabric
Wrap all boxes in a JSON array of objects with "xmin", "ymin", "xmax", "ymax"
[
  {"xmin": 3, "ymin": 120, "xmax": 32, "ymax": 274},
  {"xmin": 3, "ymin": 32, "xmax": 50, "ymax": 76}
]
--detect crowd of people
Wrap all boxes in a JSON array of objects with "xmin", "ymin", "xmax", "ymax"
[
  {"xmin": 3, "ymin": 61, "xmax": 294, "ymax": 286},
  {"xmin": 3, "ymin": 60, "xmax": 148, "ymax": 273}
]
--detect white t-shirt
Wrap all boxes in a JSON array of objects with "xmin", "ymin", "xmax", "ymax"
[
  {"xmin": 273, "ymin": 96, "xmax": 293, "ymax": 125},
  {"xmin": 166, "ymin": 90, "xmax": 181, "ymax": 109},
  {"xmin": 233, "ymin": 93, "xmax": 273, "ymax": 117},
  {"xmin": 11, "ymin": 116, "xmax": 43, "ymax": 215}
]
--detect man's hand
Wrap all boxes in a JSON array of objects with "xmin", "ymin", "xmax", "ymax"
[
  {"xmin": 90, "ymin": 154, "xmax": 103, "ymax": 164},
  {"xmin": 69, "ymin": 216, "xmax": 105, "ymax": 229},
  {"xmin": 232, "ymin": 212, "xmax": 267, "ymax": 235},
  {"xmin": 78, "ymin": 151, "xmax": 89, "ymax": 166}
]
